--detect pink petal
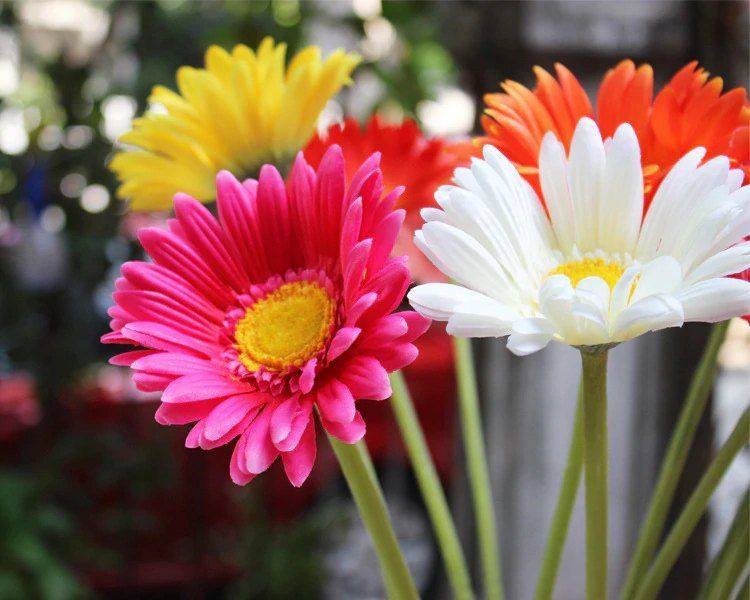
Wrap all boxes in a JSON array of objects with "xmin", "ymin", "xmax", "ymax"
[
  {"xmin": 216, "ymin": 171, "xmax": 270, "ymax": 283},
  {"xmin": 367, "ymin": 209, "xmax": 404, "ymax": 274},
  {"xmin": 282, "ymin": 419, "xmax": 317, "ymax": 487},
  {"xmin": 114, "ymin": 289, "xmax": 217, "ymax": 342},
  {"xmin": 299, "ymin": 358, "xmax": 317, "ymax": 394},
  {"xmin": 401, "ymin": 311, "xmax": 432, "ymax": 342},
  {"xmin": 185, "ymin": 420, "xmax": 205, "ymax": 448},
  {"xmin": 101, "ymin": 331, "xmax": 131, "ymax": 345},
  {"xmin": 199, "ymin": 407, "xmax": 260, "ymax": 450},
  {"xmin": 133, "ymin": 371, "xmax": 173, "ymax": 392},
  {"xmin": 288, "ymin": 153, "xmax": 319, "ymax": 266},
  {"xmin": 138, "ymin": 227, "xmax": 230, "ymax": 308},
  {"xmin": 108, "ymin": 350, "xmax": 155, "ymax": 366},
  {"xmin": 257, "ymin": 165, "xmax": 292, "ymax": 273},
  {"xmin": 339, "ymin": 356, "xmax": 391, "ymax": 400},
  {"xmin": 359, "ymin": 315, "xmax": 408, "ymax": 347},
  {"xmin": 345, "ymin": 292, "xmax": 378, "ymax": 326},
  {"xmin": 323, "ymin": 411, "xmax": 366, "ymax": 444},
  {"xmin": 362, "ymin": 260, "xmax": 410, "ymax": 321},
  {"xmin": 339, "ymin": 198, "xmax": 363, "ymax": 262},
  {"xmin": 315, "ymin": 145, "xmax": 346, "ymax": 259},
  {"xmin": 270, "ymin": 396, "xmax": 313, "ymax": 452},
  {"xmin": 161, "ymin": 373, "xmax": 250, "ymax": 403},
  {"xmin": 173, "ymin": 194, "xmax": 248, "ymax": 291},
  {"xmin": 316, "ymin": 379, "xmax": 356, "ymax": 423},
  {"xmin": 346, "ymin": 153, "xmax": 381, "ymax": 206},
  {"xmin": 242, "ymin": 408, "xmax": 278, "ymax": 474},
  {"xmin": 131, "ymin": 352, "xmax": 219, "ymax": 377},
  {"xmin": 378, "ymin": 342, "xmax": 419, "ymax": 372},
  {"xmin": 203, "ymin": 394, "xmax": 265, "ymax": 441},
  {"xmin": 343, "ymin": 239, "xmax": 372, "ymax": 302},
  {"xmin": 229, "ymin": 433, "xmax": 255, "ymax": 486},
  {"xmin": 155, "ymin": 398, "xmax": 221, "ymax": 425},
  {"xmin": 327, "ymin": 327, "xmax": 361, "ymax": 362},
  {"xmin": 121, "ymin": 322, "xmax": 218, "ymax": 357},
  {"xmin": 121, "ymin": 261, "xmax": 223, "ymax": 324}
]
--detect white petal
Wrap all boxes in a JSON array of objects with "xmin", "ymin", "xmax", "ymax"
[
  {"xmin": 571, "ymin": 277, "xmax": 611, "ymax": 341},
  {"xmin": 440, "ymin": 186, "xmax": 551, "ymax": 295},
  {"xmin": 613, "ymin": 294, "xmax": 684, "ymax": 341},
  {"xmin": 407, "ymin": 283, "xmax": 496, "ymax": 321},
  {"xmin": 630, "ymin": 256, "xmax": 682, "ymax": 304},
  {"xmin": 539, "ymin": 132, "xmax": 575, "ymax": 252},
  {"xmin": 610, "ymin": 265, "xmax": 642, "ymax": 319},
  {"xmin": 538, "ymin": 275, "xmax": 575, "ymax": 328},
  {"xmin": 536, "ymin": 274, "xmax": 608, "ymax": 346},
  {"xmin": 567, "ymin": 117, "xmax": 605, "ymax": 252},
  {"xmin": 637, "ymin": 147, "xmax": 706, "ymax": 257},
  {"xmin": 677, "ymin": 278, "xmax": 750, "ymax": 323},
  {"xmin": 419, "ymin": 221, "xmax": 520, "ymax": 304},
  {"xmin": 684, "ymin": 242, "xmax": 750, "ymax": 285},
  {"xmin": 420, "ymin": 207, "xmax": 447, "ymax": 223},
  {"xmin": 727, "ymin": 168, "xmax": 745, "ymax": 192},
  {"xmin": 446, "ymin": 299, "xmax": 519, "ymax": 337},
  {"xmin": 507, "ymin": 318, "xmax": 555, "ymax": 356},
  {"xmin": 599, "ymin": 123, "xmax": 643, "ymax": 254},
  {"xmin": 638, "ymin": 152, "xmax": 732, "ymax": 260}
]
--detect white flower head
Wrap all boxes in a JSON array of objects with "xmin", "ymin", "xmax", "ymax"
[{"xmin": 408, "ymin": 117, "xmax": 750, "ymax": 356}]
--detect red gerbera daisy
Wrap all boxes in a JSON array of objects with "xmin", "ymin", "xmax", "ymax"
[{"xmin": 305, "ymin": 115, "xmax": 469, "ymax": 282}]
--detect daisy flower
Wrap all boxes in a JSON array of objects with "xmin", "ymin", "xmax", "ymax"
[
  {"xmin": 103, "ymin": 146, "xmax": 429, "ymax": 486},
  {"xmin": 304, "ymin": 115, "xmax": 469, "ymax": 282},
  {"xmin": 110, "ymin": 38, "xmax": 360, "ymax": 210},
  {"xmin": 408, "ymin": 118, "xmax": 750, "ymax": 356},
  {"xmin": 478, "ymin": 60, "xmax": 749, "ymax": 203}
]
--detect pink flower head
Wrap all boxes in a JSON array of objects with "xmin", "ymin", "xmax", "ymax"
[{"xmin": 102, "ymin": 146, "xmax": 430, "ymax": 486}]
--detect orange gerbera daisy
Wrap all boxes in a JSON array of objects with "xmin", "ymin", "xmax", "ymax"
[
  {"xmin": 478, "ymin": 60, "xmax": 750, "ymax": 206},
  {"xmin": 305, "ymin": 115, "xmax": 469, "ymax": 282}
]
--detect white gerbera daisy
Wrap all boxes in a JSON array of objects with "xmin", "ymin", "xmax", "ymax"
[{"xmin": 408, "ymin": 117, "xmax": 750, "ymax": 356}]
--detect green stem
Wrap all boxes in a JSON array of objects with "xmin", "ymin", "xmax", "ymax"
[
  {"xmin": 633, "ymin": 407, "xmax": 750, "ymax": 600},
  {"xmin": 534, "ymin": 381, "xmax": 585, "ymax": 600},
  {"xmin": 328, "ymin": 437, "xmax": 420, "ymax": 600},
  {"xmin": 581, "ymin": 349, "xmax": 609, "ymax": 600},
  {"xmin": 699, "ymin": 488, "xmax": 749, "ymax": 600},
  {"xmin": 621, "ymin": 321, "xmax": 730, "ymax": 599},
  {"xmin": 734, "ymin": 575, "xmax": 750, "ymax": 600},
  {"xmin": 390, "ymin": 371, "xmax": 475, "ymax": 600},
  {"xmin": 454, "ymin": 337, "xmax": 505, "ymax": 600}
]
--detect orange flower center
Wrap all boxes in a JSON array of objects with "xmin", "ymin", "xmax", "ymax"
[{"xmin": 234, "ymin": 281, "xmax": 335, "ymax": 372}]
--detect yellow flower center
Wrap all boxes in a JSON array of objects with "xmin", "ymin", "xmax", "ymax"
[
  {"xmin": 548, "ymin": 258, "xmax": 624, "ymax": 289},
  {"xmin": 234, "ymin": 281, "xmax": 335, "ymax": 372}
]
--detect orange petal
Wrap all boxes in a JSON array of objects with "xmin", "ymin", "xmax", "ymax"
[
  {"xmin": 682, "ymin": 77, "xmax": 724, "ymax": 139},
  {"xmin": 501, "ymin": 80, "xmax": 557, "ymax": 140},
  {"xmin": 692, "ymin": 88, "xmax": 748, "ymax": 149},
  {"xmin": 597, "ymin": 60, "xmax": 635, "ymax": 138},
  {"xmin": 554, "ymin": 62, "xmax": 594, "ymax": 125},
  {"xmin": 650, "ymin": 86, "xmax": 682, "ymax": 151},
  {"xmin": 620, "ymin": 64, "xmax": 653, "ymax": 141},
  {"xmin": 533, "ymin": 65, "xmax": 576, "ymax": 144}
]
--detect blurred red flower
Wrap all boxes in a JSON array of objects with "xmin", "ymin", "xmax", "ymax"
[{"xmin": 0, "ymin": 373, "xmax": 41, "ymax": 440}]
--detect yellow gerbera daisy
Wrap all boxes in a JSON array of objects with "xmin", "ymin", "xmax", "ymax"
[{"xmin": 110, "ymin": 37, "xmax": 360, "ymax": 210}]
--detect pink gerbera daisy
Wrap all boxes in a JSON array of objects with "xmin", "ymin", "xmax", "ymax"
[{"xmin": 102, "ymin": 146, "xmax": 430, "ymax": 486}]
